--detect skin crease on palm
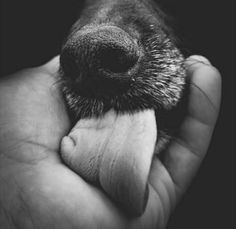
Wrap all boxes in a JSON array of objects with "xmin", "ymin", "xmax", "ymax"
[{"xmin": 0, "ymin": 55, "xmax": 221, "ymax": 229}]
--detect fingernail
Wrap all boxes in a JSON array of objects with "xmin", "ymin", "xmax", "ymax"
[{"xmin": 186, "ymin": 55, "xmax": 212, "ymax": 66}]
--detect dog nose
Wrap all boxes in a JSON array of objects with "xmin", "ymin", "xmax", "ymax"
[{"xmin": 60, "ymin": 26, "xmax": 140, "ymax": 96}]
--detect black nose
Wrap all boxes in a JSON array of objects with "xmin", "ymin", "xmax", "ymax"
[{"xmin": 60, "ymin": 26, "xmax": 140, "ymax": 96}]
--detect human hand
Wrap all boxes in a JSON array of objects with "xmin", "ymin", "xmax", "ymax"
[{"xmin": 0, "ymin": 55, "xmax": 221, "ymax": 229}]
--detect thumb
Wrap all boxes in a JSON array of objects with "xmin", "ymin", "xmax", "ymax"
[{"xmin": 39, "ymin": 55, "xmax": 60, "ymax": 76}]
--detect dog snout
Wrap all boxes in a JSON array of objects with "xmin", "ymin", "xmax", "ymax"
[{"xmin": 60, "ymin": 25, "xmax": 140, "ymax": 96}]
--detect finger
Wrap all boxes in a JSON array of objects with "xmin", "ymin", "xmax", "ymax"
[
  {"xmin": 152, "ymin": 56, "xmax": 221, "ymax": 200},
  {"xmin": 39, "ymin": 55, "xmax": 60, "ymax": 75}
]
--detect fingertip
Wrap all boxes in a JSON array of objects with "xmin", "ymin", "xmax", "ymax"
[
  {"xmin": 185, "ymin": 55, "xmax": 221, "ymax": 84},
  {"xmin": 185, "ymin": 55, "xmax": 222, "ymax": 112},
  {"xmin": 185, "ymin": 55, "xmax": 212, "ymax": 67},
  {"xmin": 41, "ymin": 56, "xmax": 60, "ymax": 74},
  {"xmin": 61, "ymin": 136, "xmax": 76, "ymax": 157}
]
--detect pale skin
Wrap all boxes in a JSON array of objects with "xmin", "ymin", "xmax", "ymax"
[{"xmin": 0, "ymin": 55, "xmax": 221, "ymax": 229}]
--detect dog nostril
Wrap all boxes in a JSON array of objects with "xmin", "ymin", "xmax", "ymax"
[
  {"xmin": 99, "ymin": 47, "xmax": 139, "ymax": 73},
  {"xmin": 60, "ymin": 26, "xmax": 140, "ymax": 96}
]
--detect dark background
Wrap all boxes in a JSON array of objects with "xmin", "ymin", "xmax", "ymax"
[{"xmin": 0, "ymin": 0, "xmax": 235, "ymax": 228}]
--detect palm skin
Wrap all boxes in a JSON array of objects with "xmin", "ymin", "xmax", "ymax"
[{"xmin": 0, "ymin": 56, "xmax": 221, "ymax": 229}]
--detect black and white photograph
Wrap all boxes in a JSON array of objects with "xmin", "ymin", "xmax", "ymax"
[{"xmin": 0, "ymin": 0, "xmax": 235, "ymax": 228}]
